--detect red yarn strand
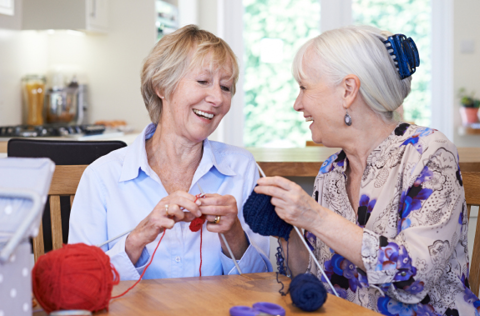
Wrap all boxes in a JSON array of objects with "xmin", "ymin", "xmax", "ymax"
[
  {"xmin": 199, "ymin": 226, "xmax": 203, "ymax": 277},
  {"xmin": 110, "ymin": 229, "xmax": 167, "ymax": 299}
]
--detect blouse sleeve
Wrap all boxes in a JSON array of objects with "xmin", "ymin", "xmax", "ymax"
[
  {"xmin": 360, "ymin": 143, "xmax": 467, "ymax": 304},
  {"xmin": 68, "ymin": 165, "xmax": 147, "ymax": 280}
]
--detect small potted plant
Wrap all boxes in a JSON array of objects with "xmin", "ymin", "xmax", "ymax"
[{"xmin": 458, "ymin": 88, "xmax": 480, "ymax": 125}]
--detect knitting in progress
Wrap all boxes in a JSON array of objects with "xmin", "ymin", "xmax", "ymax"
[
  {"xmin": 32, "ymin": 194, "xmax": 208, "ymax": 313},
  {"xmin": 243, "ymin": 164, "xmax": 329, "ymax": 312},
  {"xmin": 243, "ymin": 188, "xmax": 293, "ymax": 240}
]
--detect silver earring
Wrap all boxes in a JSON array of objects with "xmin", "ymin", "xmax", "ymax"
[{"xmin": 344, "ymin": 110, "xmax": 352, "ymax": 126}]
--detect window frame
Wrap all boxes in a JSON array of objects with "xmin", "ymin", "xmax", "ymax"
[{"xmin": 216, "ymin": 0, "xmax": 453, "ymax": 147}]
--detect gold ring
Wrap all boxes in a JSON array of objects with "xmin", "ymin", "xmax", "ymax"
[
  {"xmin": 214, "ymin": 215, "xmax": 221, "ymax": 224},
  {"xmin": 165, "ymin": 204, "xmax": 169, "ymax": 216}
]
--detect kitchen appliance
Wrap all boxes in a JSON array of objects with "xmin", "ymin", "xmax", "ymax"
[
  {"xmin": 45, "ymin": 76, "xmax": 88, "ymax": 125},
  {"xmin": 21, "ymin": 75, "xmax": 46, "ymax": 125},
  {"xmin": 0, "ymin": 124, "xmax": 105, "ymax": 138}
]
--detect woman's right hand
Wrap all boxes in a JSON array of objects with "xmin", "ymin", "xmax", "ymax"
[{"xmin": 125, "ymin": 191, "xmax": 201, "ymax": 265}]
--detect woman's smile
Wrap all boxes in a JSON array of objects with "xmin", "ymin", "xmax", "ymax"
[{"xmin": 192, "ymin": 108, "xmax": 215, "ymax": 121}]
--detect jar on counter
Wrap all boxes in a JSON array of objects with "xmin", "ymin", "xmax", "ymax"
[{"xmin": 21, "ymin": 75, "xmax": 46, "ymax": 125}]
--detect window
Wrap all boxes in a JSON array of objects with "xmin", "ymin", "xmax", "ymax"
[
  {"xmin": 243, "ymin": 0, "xmax": 320, "ymax": 147},
  {"xmin": 233, "ymin": 1, "xmax": 450, "ymax": 147},
  {"xmin": 353, "ymin": 0, "xmax": 431, "ymax": 126}
]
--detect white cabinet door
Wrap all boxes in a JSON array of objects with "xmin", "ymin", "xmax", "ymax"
[
  {"xmin": 22, "ymin": 0, "xmax": 109, "ymax": 33},
  {"xmin": 0, "ymin": 0, "xmax": 14, "ymax": 16},
  {"xmin": 87, "ymin": 0, "xmax": 109, "ymax": 32}
]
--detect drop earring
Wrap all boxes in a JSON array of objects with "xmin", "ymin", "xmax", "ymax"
[{"xmin": 344, "ymin": 110, "xmax": 352, "ymax": 126}]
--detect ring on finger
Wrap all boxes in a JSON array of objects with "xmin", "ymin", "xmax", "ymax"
[
  {"xmin": 213, "ymin": 215, "xmax": 221, "ymax": 224},
  {"xmin": 165, "ymin": 204, "xmax": 169, "ymax": 216}
]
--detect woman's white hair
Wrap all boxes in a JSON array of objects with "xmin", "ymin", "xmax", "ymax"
[{"xmin": 292, "ymin": 25, "xmax": 412, "ymax": 121}]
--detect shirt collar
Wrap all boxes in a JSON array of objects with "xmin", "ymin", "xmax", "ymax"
[
  {"xmin": 119, "ymin": 124, "xmax": 236, "ymax": 182},
  {"xmin": 201, "ymin": 138, "xmax": 236, "ymax": 177}
]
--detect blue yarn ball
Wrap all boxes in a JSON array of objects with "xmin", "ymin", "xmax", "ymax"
[
  {"xmin": 289, "ymin": 273, "xmax": 327, "ymax": 312},
  {"xmin": 243, "ymin": 189, "xmax": 293, "ymax": 240}
]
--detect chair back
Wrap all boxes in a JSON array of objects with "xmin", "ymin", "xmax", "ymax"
[
  {"xmin": 465, "ymin": 172, "xmax": 480, "ymax": 295},
  {"xmin": 7, "ymin": 139, "xmax": 127, "ymax": 262}
]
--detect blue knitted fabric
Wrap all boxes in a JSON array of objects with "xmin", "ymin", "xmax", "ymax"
[{"xmin": 243, "ymin": 189, "xmax": 293, "ymax": 240}]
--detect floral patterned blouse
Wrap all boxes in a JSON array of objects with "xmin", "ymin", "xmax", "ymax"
[{"xmin": 307, "ymin": 123, "xmax": 480, "ymax": 316}]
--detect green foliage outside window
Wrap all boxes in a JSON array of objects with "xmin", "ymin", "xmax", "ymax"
[
  {"xmin": 243, "ymin": 0, "xmax": 431, "ymax": 147},
  {"xmin": 353, "ymin": 0, "xmax": 431, "ymax": 126},
  {"xmin": 243, "ymin": 0, "xmax": 320, "ymax": 147}
]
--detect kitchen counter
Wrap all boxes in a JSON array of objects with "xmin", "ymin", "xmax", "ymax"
[
  {"xmin": 2, "ymin": 136, "xmax": 479, "ymax": 174},
  {"xmin": 250, "ymin": 147, "xmax": 480, "ymax": 176}
]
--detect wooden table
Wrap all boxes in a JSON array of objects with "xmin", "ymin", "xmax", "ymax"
[
  {"xmin": 248, "ymin": 147, "xmax": 480, "ymax": 176},
  {"xmin": 35, "ymin": 273, "xmax": 380, "ymax": 315}
]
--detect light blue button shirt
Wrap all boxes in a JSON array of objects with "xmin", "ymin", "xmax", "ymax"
[{"xmin": 68, "ymin": 124, "xmax": 272, "ymax": 280}]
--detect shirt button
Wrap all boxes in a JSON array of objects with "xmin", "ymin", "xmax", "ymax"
[{"xmin": 175, "ymin": 256, "xmax": 181, "ymax": 263}]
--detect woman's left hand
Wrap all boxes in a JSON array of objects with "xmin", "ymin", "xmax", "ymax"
[
  {"xmin": 254, "ymin": 176, "xmax": 323, "ymax": 231},
  {"xmin": 199, "ymin": 193, "xmax": 248, "ymax": 259},
  {"xmin": 199, "ymin": 193, "xmax": 241, "ymax": 234}
]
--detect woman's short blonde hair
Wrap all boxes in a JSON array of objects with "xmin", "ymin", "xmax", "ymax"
[
  {"xmin": 292, "ymin": 25, "xmax": 412, "ymax": 121},
  {"xmin": 141, "ymin": 25, "xmax": 239, "ymax": 123}
]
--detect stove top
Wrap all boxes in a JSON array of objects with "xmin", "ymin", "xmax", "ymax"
[{"xmin": 0, "ymin": 124, "xmax": 106, "ymax": 138}]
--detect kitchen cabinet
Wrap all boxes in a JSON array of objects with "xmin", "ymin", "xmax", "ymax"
[
  {"xmin": 0, "ymin": 0, "xmax": 14, "ymax": 16},
  {"xmin": 22, "ymin": 0, "xmax": 109, "ymax": 33}
]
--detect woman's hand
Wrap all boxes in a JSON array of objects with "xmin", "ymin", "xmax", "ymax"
[
  {"xmin": 254, "ymin": 176, "xmax": 323, "ymax": 231},
  {"xmin": 199, "ymin": 193, "xmax": 248, "ymax": 259},
  {"xmin": 125, "ymin": 191, "xmax": 200, "ymax": 265},
  {"xmin": 200, "ymin": 193, "xmax": 239, "ymax": 233}
]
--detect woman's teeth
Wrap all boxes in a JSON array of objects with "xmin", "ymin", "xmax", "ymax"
[
  {"xmin": 305, "ymin": 117, "xmax": 313, "ymax": 122},
  {"xmin": 193, "ymin": 109, "xmax": 214, "ymax": 120}
]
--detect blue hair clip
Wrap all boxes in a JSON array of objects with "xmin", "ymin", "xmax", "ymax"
[{"xmin": 383, "ymin": 34, "xmax": 420, "ymax": 79}]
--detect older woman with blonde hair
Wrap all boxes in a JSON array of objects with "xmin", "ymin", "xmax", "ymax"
[
  {"xmin": 255, "ymin": 25, "xmax": 479, "ymax": 315},
  {"xmin": 69, "ymin": 25, "xmax": 271, "ymax": 280}
]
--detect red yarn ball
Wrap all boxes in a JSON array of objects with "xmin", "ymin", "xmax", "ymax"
[{"xmin": 32, "ymin": 243, "xmax": 120, "ymax": 313}]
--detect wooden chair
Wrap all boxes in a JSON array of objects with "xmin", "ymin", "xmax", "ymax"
[
  {"xmin": 465, "ymin": 172, "xmax": 480, "ymax": 295},
  {"xmin": 35, "ymin": 165, "xmax": 87, "ymax": 262},
  {"xmin": 7, "ymin": 139, "xmax": 127, "ymax": 262}
]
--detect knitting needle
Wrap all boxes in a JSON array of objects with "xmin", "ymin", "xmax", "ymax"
[
  {"xmin": 256, "ymin": 163, "xmax": 339, "ymax": 297},
  {"xmin": 293, "ymin": 227, "xmax": 339, "ymax": 297},
  {"xmin": 96, "ymin": 191, "xmax": 209, "ymax": 248},
  {"xmin": 97, "ymin": 229, "xmax": 132, "ymax": 248},
  {"xmin": 196, "ymin": 183, "xmax": 243, "ymax": 275}
]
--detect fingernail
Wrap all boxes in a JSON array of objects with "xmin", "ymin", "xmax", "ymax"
[
  {"xmin": 196, "ymin": 200, "xmax": 202, "ymax": 205},
  {"xmin": 198, "ymin": 212, "xmax": 202, "ymax": 217}
]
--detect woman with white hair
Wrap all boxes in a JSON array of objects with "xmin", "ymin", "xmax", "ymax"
[
  {"xmin": 69, "ymin": 25, "xmax": 271, "ymax": 280},
  {"xmin": 255, "ymin": 25, "xmax": 479, "ymax": 315}
]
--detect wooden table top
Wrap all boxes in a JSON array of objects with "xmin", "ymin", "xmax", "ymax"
[
  {"xmin": 248, "ymin": 147, "xmax": 480, "ymax": 176},
  {"xmin": 35, "ymin": 273, "xmax": 380, "ymax": 315}
]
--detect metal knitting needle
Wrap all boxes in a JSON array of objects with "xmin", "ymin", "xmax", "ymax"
[
  {"xmin": 293, "ymin": 227, "xmax": 339, "ymax": 297},
  {"xmin": 256, "ymin": 163, "xmax": 339, "ymax": 297},
  {"xmin": 97, "ymin": 229, "xmax": 133, "ymax": 248},
  {"xmin": 197, "ymin": 183, "xmax": 243, "ymax": 275}
]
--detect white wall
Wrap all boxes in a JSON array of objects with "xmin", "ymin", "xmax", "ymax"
[
  {"xmin": 0, "ymin": 0, "xmax": 156, "ymax": 130},
  {"xmin": 0, "ymin": 0, "xmax": 48, "ymax": 126},
  {"xmin": 453, "ymin": 0, "xmax": 480, "ymax": 147}
]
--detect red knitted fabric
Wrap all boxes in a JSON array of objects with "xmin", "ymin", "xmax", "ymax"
[
  {"xmin": 32, "ymin": 243, "xmax": 120, "ymax": 313},
  {"xmin": 189, "ymin": 215, "xmax": 206, "ymax": 232}
]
